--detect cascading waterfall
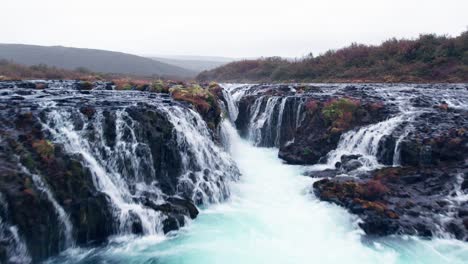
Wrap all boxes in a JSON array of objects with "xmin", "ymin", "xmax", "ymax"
[
  {"xmin": 46, "ymin": 119, "xmax": 468, "ymax": 264},
  {"xmin": 295, "ymin": 97, "xmax": 306, "ymax": 130},
  {"xmin": 392, "ymin": 123, "xmax": 414, "ymax": 166},
  {"xmin": 222, "ymin": 83, "xmax": 308, "ymax": 148},
  {"xmin": 0, "ymin": 194, "xmax": 31, "ymax": 264},
  {"xmin": 324, "ymin": 85, "xmax": 427, "ymax": 171},
  {"xmin": 248, "ymin": 96, "xmax": 277, "ymax": 145},
  {"xmin": 39, "ymin": 99, "xmax": 238, "ymax": 240},
  {"xmin": 41, "ymin": 104, "xmax": 165, "ymax": 236},
  {"xmin": 160, "ymin": 105, "xmax": 239, "ymax": 205},
  {"xmin": 274, "ymin": 97, "xmax": 288, "ymax": 146},
  {"xmin": 19, "ymin": 164, "xmax": 74, "ymax": 249},
  {"xmin": 248, "ymin": 96, "xmax": 289, "ymax": 147},
  {"xmin": 326, "ymin": 115, "xmax": 407, "ymax": 170},
  {"xmin": 3, "ymin": 82, "xmax": 467, "ymax": 263},
  {"xmin": 221, "ymin": 88, "xmax": 239, "ymax": 122}
]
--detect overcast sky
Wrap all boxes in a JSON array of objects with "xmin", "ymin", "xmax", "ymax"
[{"xmin": 1, "ymin": 0, "xmax": 467, "ymax": 58}]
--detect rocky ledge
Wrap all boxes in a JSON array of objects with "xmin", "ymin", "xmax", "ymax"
[
  {"xmin": 311, "ymin": 90, "xmax": 468, "ymax": 240},
  {"xmin": 231, "ymin": 83, "xmax": 468, "ymax": 240},
  {"xmin": 0, "ymin": 80, "xmax": 232, "ymax": 263},
  {"xmin": 314, "ymin": 165, "xmax": 468, "ymax": 239}
]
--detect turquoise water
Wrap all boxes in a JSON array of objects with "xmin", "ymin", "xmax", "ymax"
[{"xmin": 47, "ymin": 122, "xmax": 468, "ymax": 264}]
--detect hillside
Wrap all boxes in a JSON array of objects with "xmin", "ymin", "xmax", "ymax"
[
  {"xmin": 0, "ymin": 59, "xmax": 96, "ymax": 80},
  {"xmin": 0, "ymin": 44, "xmax": 196, "ymax": 78},
  {"xmin": 197, "ymin": 31, "xmax": 468, "ymax": 83}
]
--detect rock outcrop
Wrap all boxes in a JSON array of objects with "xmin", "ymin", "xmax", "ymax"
[
  {"xmin": 226, "ymin": 83, "xmax": 468, "ymax": 240},
  {"xmin": 0, "ymin": 80, "xmax": 236, "ymax": 263}
]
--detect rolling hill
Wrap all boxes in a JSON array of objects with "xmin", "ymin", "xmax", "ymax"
[
  {"xmin": 197, "ymin": 31, "xmax": 468, "ymax": 83},
  {"xmin": 0, "ymin": 44, "xmax": 196, "ymax": 78}
]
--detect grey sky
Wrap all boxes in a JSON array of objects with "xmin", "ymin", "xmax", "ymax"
[{"xmin": 2, "ymin": 0, "xmax": 467, "ymax": 58}]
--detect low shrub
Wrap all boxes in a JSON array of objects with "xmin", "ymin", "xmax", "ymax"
[
  {"xmin": 171, "ymin": 84, "xmax": 217, "ymax": 113},
  {"xmin": 32, "ymin": 139, "xmax": 55, "ymax": 162},
  {"xmin": 322, "ymin": 98, "xmax": 360, "ymax": 131}
]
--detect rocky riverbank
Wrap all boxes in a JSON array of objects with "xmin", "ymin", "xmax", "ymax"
[{"xmin": 226, "ymin": 83, "xmax": 468, "ymax": 240}]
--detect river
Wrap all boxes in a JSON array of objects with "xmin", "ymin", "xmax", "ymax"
[{"xmin": 45, "ymin": 121, "xmax": 468, "ymax": 264}]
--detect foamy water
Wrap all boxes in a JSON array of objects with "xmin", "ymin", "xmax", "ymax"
[{"xmin": 46, "ymin": 121, "xmax": 468, "ymax": 264}]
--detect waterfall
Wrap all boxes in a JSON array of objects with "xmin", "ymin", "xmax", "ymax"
[
  {"xmin": 326, "ymin": 115, "xmax": 407, "ymax": 170},
  {"xmin": 221, "ymin": 88, "xmax": 239, "ymax": 122},
  {"xmin": 221, "ymin": 83, "xmax": 252, "ymax": 104},
  {"xmin": 248, "ymin": 97, "xmax": 280, "ymax": 146},
  {"xmin": 19, "ymin": 165, "xmax": 74, "ymax": 249},
  {"xmin": 274, "ymin": 97, "xmax": 288, "ymax": 146},
  {"xmin": 38, "ymin": 97, "xmax": 239, "ymax": 237},
  {"xmin": 392, "ymin": 123, "xmax": 414, "ymax": 166},
  {"xmin": 295, "ymin": 97, "xmax": 306, "ymax": 130},
  {"xmin": 41, "ymin": 105, "xmax": 164, "ymax": 235},
  {"xmin": 26, "ymin": 83, "xmax": 468, "ymax": 264},
  {"xmin": 220, "ymin": 84, "xmax": 310, "ymax": 148},
  {"xmin": 160, "ymin": 105, "xmax": 239, "ymax": 205},
  {"xmin": 0, "ymin": 193, "xmax": 32, "ymax": 264}
]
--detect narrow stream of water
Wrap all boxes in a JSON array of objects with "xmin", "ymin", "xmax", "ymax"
[{"xmin": 47, "ymin": 121, "xmax": 468, "ymax": 264}]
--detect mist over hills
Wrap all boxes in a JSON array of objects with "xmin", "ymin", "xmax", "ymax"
[
  {"xmin": 149, "ymin": 56, "xmax": 231, "ymax": 72},
  {"xmin": 0, "ymin": 44, "xmax": 197, "ymax": 78}
]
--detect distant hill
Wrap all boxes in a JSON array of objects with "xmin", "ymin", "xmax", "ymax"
[
  {"xmin": 149, "ymin": 57, "xmax": 230, "ymax": 72},
  {"xmin": 0, "ymin": 44, "xmax": 196, "ymax": 78},
  {"xmin": 197, "ymin": 31, "xmax": 468, "ymax": 83},
  {"xmin": 154, "ymin": 55, "xmax": 234, "ymax": 62}
]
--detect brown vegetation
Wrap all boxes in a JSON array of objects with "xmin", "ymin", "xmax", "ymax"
[
  {"xmin": 198, "ymin": 31, "xmax": 468, "ymax": 83},
  {"xmin": 0, "ymin": 60, "xmax": 100, "ymax": 80}
]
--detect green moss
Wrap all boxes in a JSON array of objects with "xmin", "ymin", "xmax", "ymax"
[
  {"xmin": 322, "ymin": 98, "xmax": 360, "ymax": 131},
  {"xmin": 32, "ymin": 139, "xmax": 55, "ymax": 161},
  {"xmin": 121, "ymin": 84, "xmax": 133, "ymax": 90},
  {"xmin": 322, "ymin": 98, "xmax": 358, "ymax": 121},
  {"xmin": 150, "ymin": 80, "xmax": 169, "ymax": 93},
  {"xmin": 170, "ymin": 84, "xmax": 222, "ymax": 130},
  {"xmin": 171, "ymin": 85, "xmax": 218, "ymax": 113},
  {"xmin": 80, "ymin": 81, "xmax": 94, "ymax": 90},
  {"xmin": 209, "ymin": 82, "xmax": 219, "ymax": 89}
]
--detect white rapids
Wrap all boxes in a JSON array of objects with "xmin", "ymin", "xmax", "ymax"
[{"xmin": 45, "ymin": 120, "xmax": 468, "ymax": 264}]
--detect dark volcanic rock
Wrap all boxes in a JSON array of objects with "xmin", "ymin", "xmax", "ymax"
[
  {"xmin": 313, "ymin": 166, "xmax": 468, "ymax": 239},
  {"xmin": 144, "ymin": 196, "xmax": 199, "ymax": 234},
  {"xmin": 0, "ymin": 80, "xmax": 228, "ymax": 262},
  {"xmin": 233, "ymin": 83, "xmax": 468, "ymax": 241},
  {"xmin": 277, "ymin": 98, "xmax": 389, "ymax": 164},
  {"xmin": 303, "ymin": 169, "xmax": 338, "ymax": 178}
]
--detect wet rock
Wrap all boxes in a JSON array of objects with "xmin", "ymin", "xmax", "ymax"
[
  {"xmin": 0, "ymin": 80, "xmax": 227, "ymax": 261},
  {"xmin": 16, "ymin": 81, "xmax": 36, "ymax": 89},
  {"xmin": 303, "ymin": 169, "xmax": 338, "ymax": 178},
  {"xmin": 143, "ymin": 197, "xmax": 198, "ymax": 234},
  {"xmin": 276, "ymin": 97, "xmax": 389, "ymax": 164},
  {"xmin": 313, "ymin": 166, "xmax": 468, "ymax": 240},
  {"xmin": 377, "ymin": 135, "xmax": 397, "ymax": 165},
  {"xmin": 342, "ymin": 159, "xmax": 363, "ymax": 172}
]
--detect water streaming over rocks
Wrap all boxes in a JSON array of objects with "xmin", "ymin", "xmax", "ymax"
[
  {"xmin": 20, "ymin": 164, "xmax": 74, "ymax": 249},
  {"xmin": 0, "ymin": 80, "xmax": 239, "ymax": 262},
  {"xmin": 1, "ymin": 80, "xmax": 467, "ymax": 263},
  {"xmin": 226, "ymin": 83, "xmax": 468, "ymax": 240},
  {"xmin": 0, "ymin": 193, "xmax": 31, "ymax": 264}
]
